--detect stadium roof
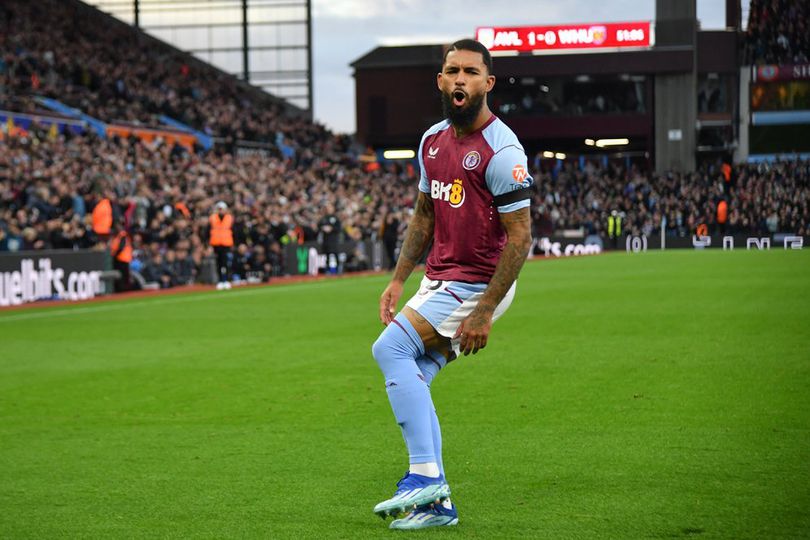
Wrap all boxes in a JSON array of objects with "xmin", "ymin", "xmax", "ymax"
[{"xmin": 351, "ymin": 45, "xmax": 445, "ymax": 71}]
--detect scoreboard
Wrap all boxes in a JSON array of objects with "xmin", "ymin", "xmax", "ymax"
[{"xmin": 476, "ymin": 21, "xmax": 653, "ymax": 54}]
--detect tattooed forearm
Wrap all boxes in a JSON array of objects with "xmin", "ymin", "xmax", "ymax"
[
  {"xmin": 392, "ymin": 192, "xmax": 435, "ymax": 283},
  {"xmin": 476, "ymin": 207, "xmax": 532, "ymax": 313}
]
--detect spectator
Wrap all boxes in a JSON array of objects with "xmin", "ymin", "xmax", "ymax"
[
  {"xmin": 141, "ymin": 250, "xmax": 178, "ymax": 289},
  {"xmin": 173, "ymin": 248, "xmax": 197, "ymax": 286},
  {"xmin": 318, "ymin": 204, "xmax": 342, "ymax": 275},
  {"xmin": 381, "ymin": 208, "xmax": 401, "ymax": 270}
]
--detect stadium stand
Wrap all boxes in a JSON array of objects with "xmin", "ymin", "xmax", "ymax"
[
  {"xmin": 0, "ymin": 0, "xmax": 329, "ymax": 150},
  {"xmin": 0, "ymin": 126, "xmax": 416, "ymax": 285},
  {"xmin": 0, "ymin": 0, "xmax": 416, "ymax": 286},
  {"xmin": 745, "ymin": 0, "xmax": 810, "ymax": 65},
  {"xmin": 530, "ymin": 160, "xmax": 809, "ymax": 238},
  {"xmin": 1, "ymin": 0, "xmax": 808, "ymax": 291}
]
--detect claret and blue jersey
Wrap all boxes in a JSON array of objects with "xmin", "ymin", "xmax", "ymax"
[{"xmin": 417, "ymin": 115, "xmax": 534, "ymax": 283}]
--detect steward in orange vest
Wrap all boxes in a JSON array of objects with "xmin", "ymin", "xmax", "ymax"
[
  {"xmin": 209, "ymin": 202, "xmax": 234, "ymax": 288},
  {"xmin": 92, "ymin": 197, "xmax": 113, "ymax": 238},
  {"xmin": 209, "ymin": 212, "xmax": 234, "ymax": 247},
  {"xmin": 110, "ymin": 225, "xmax": 133, "ymax": 292},
  {"xmin": 717, "ymin": 199, "xmax": 728, "ymax": 235},
  {"xmin": 111, "ymin": 230, "xmax": 133, "ymax": 263}
]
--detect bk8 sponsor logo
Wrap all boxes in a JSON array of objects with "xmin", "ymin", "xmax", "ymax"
[{"xmin": 430, "ymin": 178, "xmax": 465, "ymax": 208}]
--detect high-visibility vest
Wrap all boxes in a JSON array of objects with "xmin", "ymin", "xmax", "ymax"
[
  {"xmin": 209, "ymin": 213, "xmax": 234, "ymax": 247},
  {"xmin": 722, "ymin": 163, "xmax": 732, "ymax": 183},
  {"xmin": 608, "ymin": 215, "xmax": 622, "ymax": 237},
  {"xmin": 110, "ymin": 231, "xmax": 132, "ymax": 263},
  {"xmin": 174, "ymin": 202, "xmax": 191, "ymax": 218},
  {"xmin": 92, "ymin": 198, "xmax": 113, "ymax": 235},
  {"xmin": 717, "ymin": 200, "xmax": 728, "ymax": 224}
]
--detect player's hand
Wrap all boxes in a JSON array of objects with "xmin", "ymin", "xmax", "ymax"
[
  {"xmin": 454, "ymin": 308, "xmax": 493, "ymax": 355},
  {"xmin": 379, "ymin": 281, "xmax": 404, "ymax": 325}
]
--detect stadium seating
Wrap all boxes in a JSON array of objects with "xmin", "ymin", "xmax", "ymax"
[
  {"xmin": 745, "ymin": 0, "xmax": 810, "ymax": 65},
  {"xmin": 530, "ymin": 160, "xmax": 809, "ymax": 239}
]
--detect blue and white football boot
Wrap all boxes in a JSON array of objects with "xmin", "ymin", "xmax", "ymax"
[
  {"xmin": 389, "ymin": 502, "xmax": 459, "ymax": 529},
  {"xmin": 373, "ymin": 472, "xmax": 451, "ymax": 518}
]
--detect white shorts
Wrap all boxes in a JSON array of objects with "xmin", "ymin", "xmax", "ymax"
[{"xmin": 404, "ymin": 276, "xmax": 516, "ymax": 356}]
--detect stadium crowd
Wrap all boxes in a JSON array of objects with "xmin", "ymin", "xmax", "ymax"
[
  {"xmin": 531, "ymin": 159, "xmax": 809, "ymax": 239},
  {"xmin": 0, "ymin": 0, "xmax": 335, "ymax": 155},
  {"xmin": 2, "ymin": 119, "xmax": 807, "ymax": 286},
  {"xmin": 745, "ymin": 0, "xmax": 810, "ymax": 65},
  {"xmin": 0, "ymin": 125, "xmax": 415, "ymax": 285}
]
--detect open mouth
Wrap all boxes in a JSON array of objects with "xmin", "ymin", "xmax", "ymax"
[{"xmin": 452, "ymin": 90, "xmax": 467, "ymax": 107}]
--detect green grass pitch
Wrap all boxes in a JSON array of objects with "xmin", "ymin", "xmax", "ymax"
[{"xmin": 1, "ymin": 250, "xmax": 809, "ymax": 539}]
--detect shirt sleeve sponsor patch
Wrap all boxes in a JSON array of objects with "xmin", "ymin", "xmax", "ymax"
[{"xmin": 512, "ymin": 164, "xmax": 528, "ymax": 183}]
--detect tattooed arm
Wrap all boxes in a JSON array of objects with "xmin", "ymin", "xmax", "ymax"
[
  {"xmin": 454, "ymin": 206, "xmax": 532, "ymax": 354},
  {"xmin": 379, "ymin": 192, "xmax": 435, "ymax": 325}
]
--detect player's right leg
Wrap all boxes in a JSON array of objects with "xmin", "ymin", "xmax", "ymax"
[
  {"xmin": 394, "ymin": 276, "xmax": 517, "ymax": 525},
  {"xmin": 371, "ymin": 313, "xmax": 449, "ymax": 517},
  {"xmin": 372, "ymin": 348, "xmax": 459, "ymax": 529}
]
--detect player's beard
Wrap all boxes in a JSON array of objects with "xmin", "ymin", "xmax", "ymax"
[{"xmin": 441, "ymin": 89, "xmax": 486, "ymax": 130}]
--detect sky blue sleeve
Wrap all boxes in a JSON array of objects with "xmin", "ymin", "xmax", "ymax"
[
  {"xmin": 417, "ymin": 135, "xmax": 430, "ymax": 193},
  {"xmin": 484, "ymin": 145, "xmax": 534, "ymax": 213}
]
